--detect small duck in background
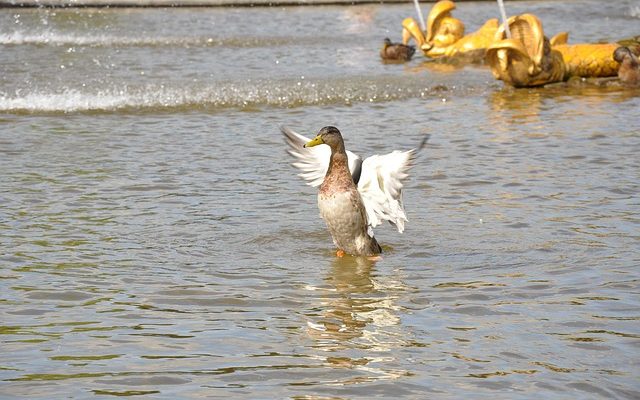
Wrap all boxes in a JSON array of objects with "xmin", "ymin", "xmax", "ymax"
[
  {"xmin": 614, "ymin": 46, "xmax": 640, "ymax": 86},
  {"xmin": 380, "ymin": 38, "xmax": 416, "ymax": 62}
]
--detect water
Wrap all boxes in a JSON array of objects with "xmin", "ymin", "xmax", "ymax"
[{"xmin": 1, "ymin": 1, "xmax": 639, "ymax": 398}]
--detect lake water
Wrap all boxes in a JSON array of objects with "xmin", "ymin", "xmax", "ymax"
[{"xmin": 1, "ymin": 1, "xmax": 639, "ymax": 398}]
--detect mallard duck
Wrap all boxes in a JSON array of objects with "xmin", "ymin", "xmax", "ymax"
[
  {"xmin": 614, "ymin": 46, "xmax": 640, "ymax": 86},
  {"xmin": 282, "ymin": 126, "xmax": 425, "ymax": 257},
  {"xmin": 380, "ymin": 38, "xmax": 416, "ymax": 62}
]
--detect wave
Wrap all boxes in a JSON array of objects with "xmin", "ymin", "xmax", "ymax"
[
  {"xmin": 0, "ymin": 31, "xmax": 348, "ymax": 48},
  {"xmin": 0, "ymin": 76, "xmax": 464, "ymax": 113}
]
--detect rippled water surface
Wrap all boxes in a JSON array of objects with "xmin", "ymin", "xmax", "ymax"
[{"xmin": 1, "ymin": 1, "xmax": 640, "ymax": 398}]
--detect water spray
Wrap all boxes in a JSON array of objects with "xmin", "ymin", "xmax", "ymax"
[
  {"xmin": 413, "ymin": 0, "xmax": 427, "ymax": 32},
  {"xmin": 497, "ymin": 0, "xmax": 512, "ymax": 38}
]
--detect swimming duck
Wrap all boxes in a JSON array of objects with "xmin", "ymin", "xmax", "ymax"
[
  {"xmin": 380, "ymin": 38, "xmax": 416, "ymax": 62},
  {"xmin": 614, "ymin": 46, "xmax": 640, "ymax": 86},
  {"xmin": 282, "ymin": 126, "xmax": 425, "ymax": 257}
]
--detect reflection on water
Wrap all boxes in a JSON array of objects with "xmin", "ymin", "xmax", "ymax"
[
  {"xmin": 487, "ymin": 84, "xmax": 640, "ymax": 141},
  {"xmin": 408, "ymin": 59, "xmax": 469, "ymax": 74},
  {"xmin": 307, "ymin": 257, "xmax": 377, "ymax": 346},
  {"xmin": 308, "ymin": 257, "xmax": 404, "ymax": 349},
  {"xmin": 306, "ymin": 256, "xmax": 414, "ymax": 384}
]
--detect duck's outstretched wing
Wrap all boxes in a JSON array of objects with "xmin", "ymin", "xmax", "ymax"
[
  {"xmin": 281, "ymin": 126, "xmax": 363, "ymax": 187},
  {"xmin": 357, "ymin": 149, "xmax": 416, "ymax": 234}
]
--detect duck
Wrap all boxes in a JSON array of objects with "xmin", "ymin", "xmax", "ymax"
[
  {"xmin": 380, "ymin": 38, "xmax": 416, "ymax": 62},
  {"xmin": 282, "ymin": 126, "xmax": 426, "ymax": 257},
  {"xmin": 614, "ymin": 46, "xmax": 640, "ymax": 86}
]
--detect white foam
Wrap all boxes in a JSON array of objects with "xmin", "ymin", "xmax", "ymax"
[
  {"xmin": 0, "ymin": 76, "xmax": 449, "ymax": 113},
  {"xmin": 0, "ymin": 31, "xmax": 208, "ymax": 47},
  {"xmin": 0, "ymin": 90, "xmax": 130, "ymax": 112},
  {"xmin": 0, "ymin": 31, "xmax": 295, "ymax": 47}
]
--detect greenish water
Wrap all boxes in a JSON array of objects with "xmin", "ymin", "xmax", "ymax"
[{"xmin": 1, "ymin": 1, "xmax": 640, "ymax": 398}]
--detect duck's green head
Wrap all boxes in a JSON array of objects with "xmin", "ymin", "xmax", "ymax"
[{"xmin": 304, "ymin": 126, "xmax": 343, "ymax": 148}]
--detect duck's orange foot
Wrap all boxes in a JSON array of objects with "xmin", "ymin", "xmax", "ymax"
[{"xmin": 336, "ymin": 249, "xmax": 346, "ymax": 257}]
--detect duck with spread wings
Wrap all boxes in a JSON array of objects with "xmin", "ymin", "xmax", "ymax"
[{"xmin": 282, "ymin": 126, "xmax": 427, "ymax": 257}]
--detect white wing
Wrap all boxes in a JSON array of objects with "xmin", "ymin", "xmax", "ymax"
[
  {"xmin": 281, "ymin": 126, "xmax": 363, "ymax": 187},
  {"xmin": 357, "ymin": 149, "xmax": 416, "ymax": 234}
]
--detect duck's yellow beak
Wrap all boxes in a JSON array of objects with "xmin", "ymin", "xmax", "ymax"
[{"xmin": 303, "ymin": 135, "xmax": 324, "ymax": 148}]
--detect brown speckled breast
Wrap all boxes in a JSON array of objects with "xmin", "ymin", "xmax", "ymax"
[{"xmin": 319, "ymin": 152, "xmax": 355, "ymax": 196}]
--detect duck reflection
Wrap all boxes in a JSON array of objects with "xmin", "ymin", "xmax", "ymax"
[{"xmin": 306, "ymin": 256, "xmax": 406, "ymax": 353}]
